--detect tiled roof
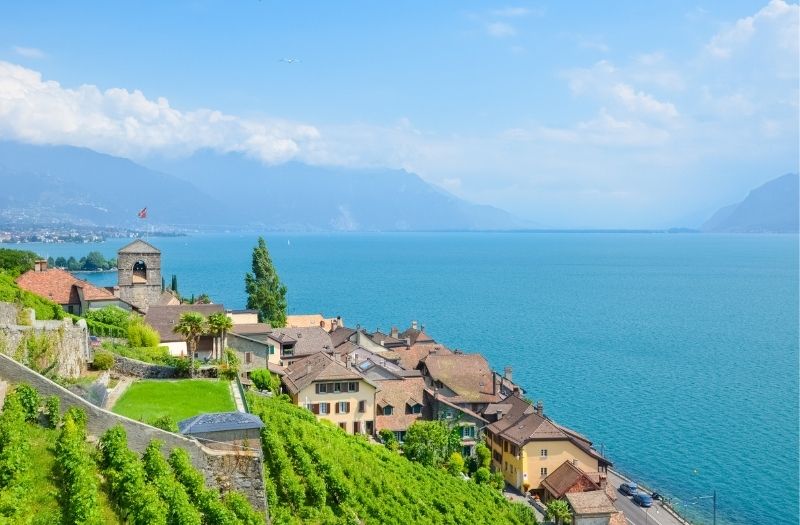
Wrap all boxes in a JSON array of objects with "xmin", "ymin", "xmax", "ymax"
[
  {"xmin": 268, "ymin": 326, "xmax": 333, "ymax": 356},
  {"xmin": 565, "ymin": 490, "xmax": 617, "ymax": 515},
  {"xmin": 422, "ymin": 353, "xmax": 501, "ymax": 403},
  {"xmin": 330, "ymin": 327, "xmax": 356, "ymax": 348},
  {"xmin": 399, "ymin": 326, "xmax": 435, "ymax": 345},
  {"xmin": 397, "ymin": 342, "xmax": 453, "ymax": 371},
  {"xmin": 231, "ymin": 323, "xmax": 272, "ymax": 335},
  {"xmin": 286, "ymin": 314, "xmax": 341, "ymax": 332},
  {"xmin": 118, "ymin": 239, "xmax": 160, "ymax": 254},
  {"xmin": 178, "ymin": 412, "xmax": 263, "ymax": 434},
  {"xmin": 144, "ymin": 304, "xmax": 224, "ymax": 342},
  {"xmin": 485, "ymin": 394, "xmax": 611, "ymax": 466},
  {"xmin": 375, "ymin": 377, "xmax": 427, "ymax": 432},
  {"xmin": 369, "ymin": 330, "xmax": 406, "ymax": 347},
  {"xmin": 541, "ymin": 461, "xmax": 600, "ymax": 499},
  {"xmin": 17, "ymin": 268, "xmax": 117, "ymax": 304},
  {"xmin": 282, "ymin": 352, "xmax": 371, "ymax": 395}
]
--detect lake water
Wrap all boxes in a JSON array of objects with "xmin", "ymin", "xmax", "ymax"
[{"xmin": 21, "ymin": 232, "xmax": 800, "ymax": 524}]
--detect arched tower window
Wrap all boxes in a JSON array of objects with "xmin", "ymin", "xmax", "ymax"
[{"xmin": 132, "ymin": 260, "xmax": 147, "ymax": 283}]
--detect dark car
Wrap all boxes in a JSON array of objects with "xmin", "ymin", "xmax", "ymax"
[
  {"xmin": 619, "ymin": 482, "xmax": 638, "ymax": 496},
  {"xmin": 633, "ymin": 492, "xmax": 653, "ymax": 507}
]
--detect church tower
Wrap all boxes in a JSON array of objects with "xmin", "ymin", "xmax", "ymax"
[{"xmin": 117, "ymin": 239, "xmax": 162, "ymax": 312}]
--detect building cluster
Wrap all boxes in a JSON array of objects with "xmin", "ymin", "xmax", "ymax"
[{"xmin": 14, "ymin": 239, "xmax": 619, "ymax": 515}]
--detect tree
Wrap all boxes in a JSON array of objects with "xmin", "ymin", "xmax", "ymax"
[
  {"xmin": 245, "ymin": 237, "xmax": 287, "ymax": 327},
  {"xmin": 46, "ymin": 256, "xmax": 55, "ymax": 268},
  {"xmin": 402, "ymin": 420, "xmax": 457, "ymax": 468},
  {"xmin": 250, "ymin": 368, "xmax": 281, "ymax": 393},
  {"xmin": 83, "ymin": 251, "xmax": 107, "ymax": 271},
  {"xmin": 54, "ymin": 256, "xmax": 67, "ymax": 268},
  {"xmin": 170, "ymin": 274, "xmax": 178, "ymax": 295},
  {"xmin": 475, "ymin": 442, "xmax": 491, "ymax": 469},
  {"xmin": 67, "ymin": 256, "xmax": 80, "ymax": 271},
  {"xmin": 172, "ymin": 311, "xmax": 207, "ymax": 378},
  {"xmin": 0, "ymin": 248, "xmax": 39, "ymax": 276},
  {"xmin": 545, "ymin": 499, "xmax": 572, "ymax": 525},
  {"xmin": 207, "ymin": 312, "xmax": 233, "ymax": 360},
  {"xmin": 446, "ymin": 452, "xmax": 464, "ymax": 476}
]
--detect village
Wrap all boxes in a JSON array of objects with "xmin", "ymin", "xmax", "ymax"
[{"xmin": 4, "ymin": 238, "xmax": 692, "ymax": 525}]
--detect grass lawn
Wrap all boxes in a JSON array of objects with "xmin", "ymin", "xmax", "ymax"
[{"xmin": 111, "ymin": 379, "xmax": 235, "ymax": 423}]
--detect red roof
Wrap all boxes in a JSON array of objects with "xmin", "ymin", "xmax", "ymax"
[{"xmin": 17, "ymin": 268, "xmax": 117, "ymax": 304}]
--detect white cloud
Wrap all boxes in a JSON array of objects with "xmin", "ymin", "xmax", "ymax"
[
  {"xmin": 490, "ymin": 7, "xmax": 540, "ymax": 17},
  {"xmin": 486, "ymin": 22, "xmax": 517, "ymax": 38},
  {"xmin": 706, "ymin": 0, "xmax": 798, "ymax": 59},
  {"xmin": 0, "ymin": 61, "xmax": 319, "ymax": 163},
  {"xmin": 12, "ymin": 46, "xmax": 45, "ymax": 59},
  {"xmin": 612, "ymin": 83, "xmax": 678, "ymax": 119}
]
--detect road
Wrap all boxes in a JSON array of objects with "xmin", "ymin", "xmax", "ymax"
[{"xmin": 607, "ymin": 470, "xmax": 693, "ymax": 525}]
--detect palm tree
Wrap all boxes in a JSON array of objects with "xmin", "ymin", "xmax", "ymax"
[
  {"xmin": 172, "ymin": 311, "xmax": 207, "ymax": 378},
  {"xmin": 207, "ymin": 312, "xmax": 233, "ymax": 360},
  {"xmin": 545, "ymin": 499, "xmax": 572, "ymax": 525}
]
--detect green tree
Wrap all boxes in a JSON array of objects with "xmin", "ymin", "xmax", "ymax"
[
  {"xmin": 402, "ymin": 420, "xmax": 456, "ymax": 467},
  {"xmin": 46, "ymin": 256, "xmax": 54, "ymax": 268},
  {"xmin": 545, "ymin": 499, "xmax": 572, "ymax": 525},
  {"xmin": 244, "ymin": 237, "xmax": 287, "ymax": 327},
  {"xmin": 446, "ymin": 452, "xmax": 465, "ymax": 476},
  {"xmin": 172, "ymin": 311, "xmax": 207, "ymax": 377},
  {"xmin": 250, "ymin": 369, "xmax": 281, "ymax": 393},
  {"xmin": 0, "ymin": 248, "xmax": 38, "ymax": 276},
  {"xmin": 55, "ymin": 256, "xmax": 67, "ymax": 268},
  {"xmin": 170, "ymin": 274, "xmax": 178, "ymax": 295},
  {"xmin": 475, "ymin": 442, "xmax": 491, "ymax": 469},
  {"xmin": 67, "ymin": 256, "xmax": 80, "ymax": 271},
  {"xmin": 83, "ymin": 251, "xmax": 107, "ymax": 271},
  {"xmin": 207, "ymin": 312, "xmax": 233, "ymax": 360}
]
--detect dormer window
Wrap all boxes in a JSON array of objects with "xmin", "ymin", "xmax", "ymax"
[
  {"xmin": 282, "ymin": 344, "xmax": 294, "ymax": 357},
  {"xmin": 383, "ymin": 405, "xmax": 394, "ymax": 416},
  {"xmin": 408, "ymin": 403, "xmax": 422, "ymax": 414}
]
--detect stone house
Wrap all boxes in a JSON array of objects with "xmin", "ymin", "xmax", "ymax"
[{"xmin": 117, "ymin": 239, "xmax": 163, "ymax": 313}]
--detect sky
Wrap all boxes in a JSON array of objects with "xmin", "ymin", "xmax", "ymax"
[{"xmin": 0, "ymin": 1, "xmax": 797, "ymax": 228}]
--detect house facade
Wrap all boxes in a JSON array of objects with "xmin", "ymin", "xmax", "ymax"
[
  {"xmin": 282, "ymin": 352, "xmax": 377, "ymax": 435},
  {"xmin": 145, "ymin": 303, "xmax": 224, "ymax": 358}
]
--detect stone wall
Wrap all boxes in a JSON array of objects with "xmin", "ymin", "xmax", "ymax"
[
  {"xmin": 0, "ymin": 353, "xmax": 267, "ymax": 512},
  {"xmin": 0, "ymin": 303, "xmax": 89, "ymax": 378},
  {"xmin": 112, "ymin": 354, "xmax": 177, "ymax": 378}
]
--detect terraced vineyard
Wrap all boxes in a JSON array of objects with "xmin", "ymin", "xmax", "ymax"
[
  {"xmin": 0, "ymin": 384, "xmax": 265, "ymax": 525},
  {"xmin": 249, "ymin": 394, "xmax": 538, "ymax": 525}
]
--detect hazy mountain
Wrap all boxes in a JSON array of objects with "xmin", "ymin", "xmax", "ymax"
[
  {"xmin": 701, "ymin": 173, "xmax": 799, "ymax": 233},
  {"xmin": 0, "ymin": 142, "xmax": 228, "ymax": 227},
  {"xmin": 0, "ymin": 142, "xmax": 528, "ymax": 231},
  {"xmin": 148, "ymin": 150, "xmax": 531, "ymax": 231}
]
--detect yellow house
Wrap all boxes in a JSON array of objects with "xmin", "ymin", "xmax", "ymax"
[
  {"xmin": 282, "ymin": 352, "xmax": 377, "ymax": 435},
  {"xmin": 484, "ymin": 394, "xmax": 611, "ymax": 496}
]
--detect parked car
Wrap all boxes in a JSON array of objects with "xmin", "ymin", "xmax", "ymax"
[
  {"xmin": 89, "ymin": 336, "xmax": 101, "ymax": 348},
  {"xmin": 619, "ymin": 482, "xmax": 638, "ymax": 496},
  {"xmin": 633, "ymin": 492, "xmax": 653, "ymax": 507}
]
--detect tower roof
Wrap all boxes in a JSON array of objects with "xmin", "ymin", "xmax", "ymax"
[{"xmin": 118, "ymin": 239, "xmax": 160, "ymax": 254}]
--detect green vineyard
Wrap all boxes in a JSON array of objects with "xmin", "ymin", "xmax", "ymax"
[
  {"xmin": 249, "ymin": 394, "xmax": 537, "ymax": 525},
  {"xmin": 0, "ymin": 384, "xmax": 265, "ymax": 525}
]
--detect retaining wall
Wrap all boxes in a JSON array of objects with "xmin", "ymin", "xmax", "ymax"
[{"xmin": 0, "ymin": 353, "xmax": 267, "ymax": 512}]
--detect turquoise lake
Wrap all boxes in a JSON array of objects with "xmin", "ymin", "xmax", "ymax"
[{"xmin": 21, "ymin": 232, "xmax": 800, "ymax": 524}]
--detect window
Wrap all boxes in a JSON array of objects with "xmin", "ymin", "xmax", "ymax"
[
  {"xmin": 353, "ymin": 421, "xmax": 361, "ymax": 434},
  {"xmin": 540, "ymin": 467, "xmax": 548, "ymax": 477},
  {"xmin": 245, "ymin": 352, "xmax": 252, "ymax": 364},
  {"xmin": 348, "ymin": 382, "xmax": 359, "ymax": 392},
  {"xmin": 540, "ymin": 449, "xmax": 548, "ymax": 458},
  {"xmin": 319, "ymin": 402, "xmax": 330, "ymax": 414},
  {"xmin": 503, "ymin": 441, "xmax": 509, "ymax": 452},
  {"xmin": 493, "ymin": 451, "xmax": 502, "ymax": 462},
  {"xmin": 268, "ymin": 345, "xmax": 275, "ymax": 355},
  {"xmin": 358, "ymin": 400, "xmax": 366, "ymax": 413},
  {"xmin": 336, "ymin": 401, "xmax": 350, "ymax": 414},
  {"xmin": 461, "ymin": 425, "xmax": 476, "ymax": 439},
  {"xmin": 282, "ymin": 344, "xmax": 294, "ymax": 357},
  {"xmin": 334, "ymin": 382, "xmax": 341, "ymax": 393},
  {"xmin": 383, "ymin": 405, "xmax": 393, "ymax": 416},
  {"xmin": 339, "ymin": 422, "xmax": 347, "ymax": 431},
  {"xmin": 409, "ymin": 404, "xmax": 422, "ymax": 414},
  {"xmin": 316, "ymin": 383, "xmax": 329, "ymax": 394},
  {"xmin": 394, "ymin": 431, "xmax": 406, "ymax": 443},
  {"xmin": 511, "ymin": 445, "xmax": 518, "ymax": 457}
]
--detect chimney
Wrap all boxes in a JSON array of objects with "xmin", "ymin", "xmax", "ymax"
[
  {"xmin": 34, "ymin": 259, "xmax": 47, "ymax": 272},
  {"xmin": 405, "ymin": 337, "xmax": 411, "ymax": 346},
  {"xmin": 306, "ymin": 364, "xmax": 311, "ymax": 375},
  {"xmin": 497, "ymin": 409, "xmax": 504, "ymax": 420},
  {"xmin": 411, "ymin": 320, "xmax": 418, "ymax": 330},
  {"xmin": 390, "ymin": 326, "xmax": 398, "ymax": 339},
  {"xmin": 492, "ymin": 373, "xmax": 497, "ymax": 395},
  {"xmin": 320, "ymin": 320, "xmax": 325, "ymax": 328},
  {"xmin": 504, "ymin": 366, "xmax": 513, "ymax": 382}
]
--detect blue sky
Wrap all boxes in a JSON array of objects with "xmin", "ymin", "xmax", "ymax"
[{"xmin": 0, "ymin": 1, "xmax": 797, "ymax": 227}]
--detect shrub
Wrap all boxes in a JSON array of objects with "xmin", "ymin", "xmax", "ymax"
[
  {"xmin": 150, "ymin": 415, "xmax": 178, "ymax": 433},
  {"xmin": 0, "ymin": 273, "xmax": 64, "ymax": 320},
  {"xmin": 475, "ymin": 442, "xmax": 491, "ymax": 469},
  {"xmin": 446, "ymin": 452, "xmax": 465, "ymax": 476},
  {"xmin": 169, "ymin": 448, "xmax": 241, "ymax": 524},
  {"xmin": 55, "ymin": 409, "xmax": 102, "ymax": 525},
  {"xmin": 12, "ymin": 384, "xmax": 40, "ymax": 423},
  {"xmin": 45, "ymin": 395, "xmax": 61, "ymax": 428},
  {"xmin": 92, "ymin": 350, "xmax": 115, "ymax": 371},
  {"xmin": 474, "ymin": 466, "xmax": 490, "ymax": 484},
  {"xmin": 127, "ymin": 319, "xmax": 160, "ymax": 348},
  {"xmin": 85, "ymin": 306, "xmax": 131, "ymax": 331},
  {"xmin": 142, "ymin": 441, "xmax": 202, "ymax": 525},
  {"xmin": 65, "ymin": 406, "xmax": 88, "ymax": 429},
  {"xmin": 249, "ymin": 368, "xmax": 280, "ymax": 393}
]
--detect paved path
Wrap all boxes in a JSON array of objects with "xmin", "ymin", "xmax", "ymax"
[
  {"xmin": 230, "ymin": 381, "xmax": 245, "ymax": 412},
  {"xmin": 607, "ymin": 470, "xmax": 693, "ymax": 525},
  {"xmin": 103, "ymin": 376, "xmax": 133, "ymax": 409}
]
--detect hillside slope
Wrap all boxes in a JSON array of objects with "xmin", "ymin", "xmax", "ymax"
[
  {"xmin": 702, "ymin": 173, "xmax": 799, "ymax": 233},
  {"xmin": 248, "ymin": 394, "xmax": 536, "ymax": 525}
]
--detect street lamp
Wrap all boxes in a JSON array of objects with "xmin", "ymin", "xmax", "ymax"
[{"xmin": 695, "ymin": 490, "xmax": 717, "ymax": 525}]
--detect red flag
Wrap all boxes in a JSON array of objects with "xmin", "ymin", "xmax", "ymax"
[{"xmin": 137, "ymin": 207, "xmax": 147, "ymax": 219}]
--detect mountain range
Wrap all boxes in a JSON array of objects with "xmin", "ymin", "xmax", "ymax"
[
  {"xmin": 701, "ymin": 173, "xmax": 799, "ymax": 233},
  {"xmin": 0, "ymin": 142, "xmax": 528, "ymax": 231}
]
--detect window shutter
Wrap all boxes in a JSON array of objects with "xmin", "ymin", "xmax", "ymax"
[
  {"xmin": 347, "ymin": 402, "xmax": 351, "ymax": 413},
  {"xmin": 312, "ymin": 404, "xmax": 320, "ymax": 415},
  {"xmin": 335, "ymin": 403, "xmax": 339, "ymax": 414}
]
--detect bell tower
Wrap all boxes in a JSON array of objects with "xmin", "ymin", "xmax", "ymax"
[{"xmin": 117, "ymin": 239, "xmax": 162, "ymax": 312}]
